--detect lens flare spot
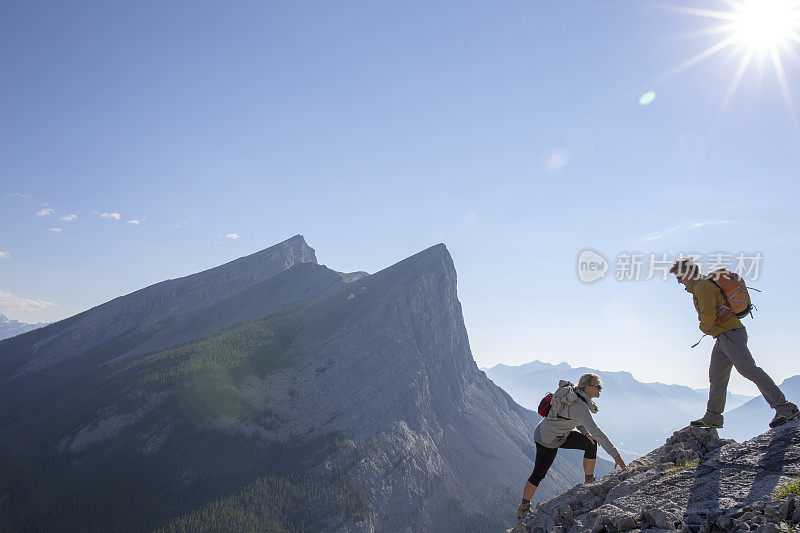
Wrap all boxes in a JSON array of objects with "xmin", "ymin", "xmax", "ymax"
[
  {"xmin": 639, "ymin": 91, "xmax": 657, "ymax": 106},
  {"xmin": 542, "ymin": 149, "xmax": 570, "ymax": 174}
]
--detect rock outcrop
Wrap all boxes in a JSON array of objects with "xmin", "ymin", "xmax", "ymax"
[{"xmin": 514, "ymin": 421, "xmax": 800, "ymax": 532}]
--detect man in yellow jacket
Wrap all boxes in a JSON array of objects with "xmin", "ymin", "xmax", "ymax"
[{"xmin": 670, "ymin": 257, "xmax": 799, "ymax": 429}]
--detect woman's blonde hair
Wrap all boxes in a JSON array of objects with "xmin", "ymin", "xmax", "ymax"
[{"xmin": 577, "ymin": 373, "xmax": 601, "ymax": 389}]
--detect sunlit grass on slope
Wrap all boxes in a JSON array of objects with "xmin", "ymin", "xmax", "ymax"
[
  {"xmin": 116, "ymin": 302, "xmax": 307, "ymax": 390},
  {"xmin": 664, "ymin": 459, "xmax": 700, "ymax": 476},
  {"xmin": 773, "ymin": 475, "xmax": 800, "ymax": 499}
]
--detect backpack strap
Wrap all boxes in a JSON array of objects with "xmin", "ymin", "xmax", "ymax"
[{"xmin": 573, "ymin": 387, "xmax": 589, "ymax": 405}]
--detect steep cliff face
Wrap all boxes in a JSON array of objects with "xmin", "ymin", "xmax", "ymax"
[
  {"xmin": 514, "ymin": 422, "xmax": 800, "ymax": 533},
  {"xmin": 0, "ymin": 234, "xmax": 363, "ymax": 380},
  {"xmin": 246, "ymin": 243, "xmax": 546, "ymax": 528}
]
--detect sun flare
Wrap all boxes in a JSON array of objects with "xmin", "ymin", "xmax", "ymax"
[
  {"xmin": 729, "ymin": 0, "xmax": 800, "ymax": 50},
  {"xmin": 658, "ymin": 0, "xmax": 800, "ymax": 115}
]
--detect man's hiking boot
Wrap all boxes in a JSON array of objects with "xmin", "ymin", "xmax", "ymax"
[
  {"xmin": 584, "ymin": 475, "xmax": 596, "ymax": 483},
  {"xmin": 517, "ymin": 501, "xmax": 531, "ymax": 519},
  {"xmin": 689, "ymin": 417, "xmax": 723, "ymax": 429},
  {"xmin": 769, "ymin": 410, "xmax": 800, "ymax": 429}
]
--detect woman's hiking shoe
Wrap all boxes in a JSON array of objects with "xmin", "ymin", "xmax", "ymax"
[
  {"xmin": 689, "ymin": 417, "xmax": 723, "ymax": 429},
  {"xmin": 517, "ymin": 501, "xmax": 531, "ymax": 519},
  {"xmin": 584, "ymin": 475, "xmax": 596, "ymax": 483},
  {"xmin": 769, "ymin": 410, "xmax": 800, "ymax": 429}
]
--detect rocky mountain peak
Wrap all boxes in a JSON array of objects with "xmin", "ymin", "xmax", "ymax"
[
  {"xmin": 328, "ymin": 242, "xmax": 454, "ymax": 295},
  {"xmin": 2, "ymin": 234, "xmax": 321, "ymax": 378},
  {"xmin": 188, "ymin": 233, "xmax": 317, "ymax": 283},
  {"xmin": 302, "ymin": 242, "xmax": 472, "ymax": 394},
  {"xmin": 515, "ymin": 422, "xmax": 800, "ymax": 532}
]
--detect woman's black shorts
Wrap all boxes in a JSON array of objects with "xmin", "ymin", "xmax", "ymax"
[{"xmin": 527, "ymin": 431, "xmax": 597, "ymax": 486}]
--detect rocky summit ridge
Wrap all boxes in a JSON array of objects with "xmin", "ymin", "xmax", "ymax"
[
  {"xmin": 514, "ymin": 421, "xmax": 800, "ymax": 533},
  {"xmin": 0, "ymin": 234, "xmax": 366, "ymax": 380}
]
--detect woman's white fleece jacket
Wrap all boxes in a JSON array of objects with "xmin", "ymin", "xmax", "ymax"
[{"xmin": 533, "ymin": 380, "xmax": 620, "ymax": 458}]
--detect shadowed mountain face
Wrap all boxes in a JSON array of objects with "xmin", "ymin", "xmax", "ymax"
[
  {"xmin": 0, "ymin": 234, "xmax": 365, "ymax": 380},
  {"xmin": 0, "ymin": 238, "xmax": 603, "ymax": 531},
  {"xmin": 484, "ymin": 361, "xmax": 754, "ymax": 460}
]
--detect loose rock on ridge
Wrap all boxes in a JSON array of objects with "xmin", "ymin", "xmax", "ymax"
[{"xmin": 514, "ymin": 421, "xmax": 800, "ymax": 532}]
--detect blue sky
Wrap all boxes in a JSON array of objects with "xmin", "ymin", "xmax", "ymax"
[{"xmin": 2, "ymin": 1, "xmax": 799, "ymax": 394}]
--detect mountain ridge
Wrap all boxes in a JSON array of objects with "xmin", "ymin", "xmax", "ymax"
[
  {"xmin": 0, "ymin": 234, "xmax": 368, "ymax": 381},
  {"xmin": 721, "ymin": 375, "xmax": 800, "ymax": 443}
]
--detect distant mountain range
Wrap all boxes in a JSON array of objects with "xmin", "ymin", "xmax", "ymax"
[
  {"xmin": 0, "ymin": 235, "xmax": 609, "ymax": 531},
  {"xmin": 483, "ymin": 361, "xmax": 756, "ymax": 460},
  {"xmin": 0, "ymin": 314, "xmax": 49, "ymax": 341},
  {"xmin": 721, "ymin": 375, "xmax": 800, "ymax": 443}
]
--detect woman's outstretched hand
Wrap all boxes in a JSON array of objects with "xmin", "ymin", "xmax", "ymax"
[{"xmin": 614, "ymin": 455, "xmax": 627, "ymax": 470}]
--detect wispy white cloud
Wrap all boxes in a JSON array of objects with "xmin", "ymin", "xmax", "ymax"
[
  {"xmin": 175, "ymin": 217, "xmax": 199, "ymax": 229},
  {"xmin": 126, "ymin": 219, "xmax": 140, "ymax": 225},
  {"xmin": 60, "ymin": 214, "xmax": 77, "ymax": 222},
  {"xmin": 0, "ymin": 289, "xmax": 56, "ymax": 313},
  {"xmin": 641, "ymin": 220, "xmax": 737, "ymax": 242},
  {"xmin": 207, "ymin": 233, "xmax": 241, "ymax": 245},
  {"xmin": 48, "ymin": 227, "xmax": 63, "ymax": 232},
  {"xmin": 36, "ymin": 208, "xmax": 55, "ymax": 216},
  {"xmin": 8, "ymin": 192, "xmax": 31, "ymax": 199},
  {"xmin": 462, "ymin": 210, "xmax": 478, "ymax": 224},
  {"xmin": 100, "ymin": 212, "xmax": 121, "ymax": 220},
  {"xmin": 0, "ymin": 251, "xmax": 9, "ymax": 259}
]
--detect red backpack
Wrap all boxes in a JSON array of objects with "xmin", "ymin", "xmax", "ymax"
[
  {"xmin": 538, "ymin": 385, "xmax": 588, "ymax": 417},
  {"xmin": 538, "ymin": 393, "xmax": 553, "ymax": 417}
]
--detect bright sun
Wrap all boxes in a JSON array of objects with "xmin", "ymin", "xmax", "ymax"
[
  {"xmin": 729, "ymin": 0, "xmax": 800, "ymax": 50},
  {"xmin": 659, "ymin": 0, "xmax": 800, "ymax": 115}
]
